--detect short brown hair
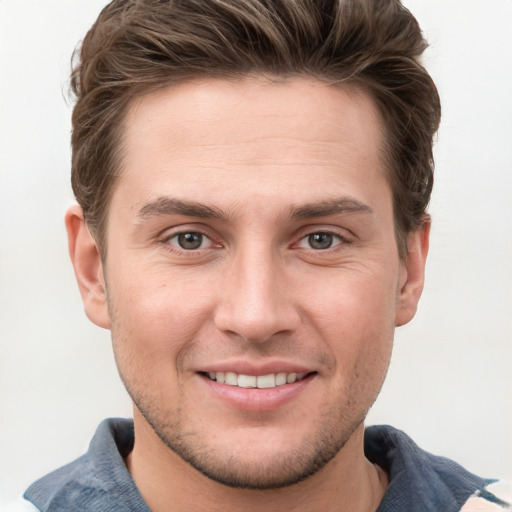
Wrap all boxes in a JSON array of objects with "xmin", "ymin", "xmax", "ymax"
[{"xmin": 70, "ymin": 0, "xmax": 440, "ymax": 257}]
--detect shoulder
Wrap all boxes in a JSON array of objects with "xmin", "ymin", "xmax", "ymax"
[
  {"xmin": 365, "ymin": 425, "xmax": 510, "ymax": 512},
  {"xmin": 461, "ymin": 480, "xmax": 512, "ymax": 511},
  {"xmin": 23, "ymin": 418, "xmax": 148, "ymax": 512}
]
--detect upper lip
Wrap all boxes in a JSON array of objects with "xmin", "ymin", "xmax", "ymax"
[{"xmin": 198, "ymin": 360, "xmax": 315, "ymax": 376}]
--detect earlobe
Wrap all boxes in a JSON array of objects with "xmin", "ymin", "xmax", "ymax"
[
  {"xmin": 65, "ymin": 204, "xmax": 110, "ymax": 329},
  {"xmin": 395, "ymin": 219, "xmax": 430, "ymax": 327}
]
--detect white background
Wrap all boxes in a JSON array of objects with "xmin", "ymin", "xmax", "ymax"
[{"xmin": 1, "ymin": 0, "xmax": 511, "ymax": 505}]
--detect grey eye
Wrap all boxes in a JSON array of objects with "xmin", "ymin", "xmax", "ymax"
[
  {"xmin": 177, "ymin": 232, "xmax": 204, "ymax": 250},
  {"xmin": 308, "ymin": 233, "xmax": 334, "ymax": 250}
]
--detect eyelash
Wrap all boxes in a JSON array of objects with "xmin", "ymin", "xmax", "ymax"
[
  {"xmin": 160, "ymin": 230, "xmax": 217, "ymax": 253},
  {"xmin": 158, "ymin": 228, "xmax": 349, "ymax": 255},
  {"xmin": 296, "ymin": 230, "xmax": 347, "ymax": 252}
]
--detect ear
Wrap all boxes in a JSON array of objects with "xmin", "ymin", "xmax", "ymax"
[
  {"xmin": 395, "ymin": 219, "xmax": 430, "ymax": 327},
  {"xmin": 65, "ymin": 204, "xmax": 110, "ymax": 329}
]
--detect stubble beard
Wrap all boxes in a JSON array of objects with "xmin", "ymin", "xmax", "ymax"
[
  {"xmin": 121, "ymin": 378, "xmax": 375, "ymax": 490},
  {"xmin": 107, "ymin": 299, "xmax": 389, "ymax": 491}
]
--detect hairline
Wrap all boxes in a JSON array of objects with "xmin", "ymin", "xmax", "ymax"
[{"xmin": 89, "ymin": 73, "xmax": 413, "ymax": 261}]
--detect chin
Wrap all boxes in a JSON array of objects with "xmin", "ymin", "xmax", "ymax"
[{"xmin": 138, "ymin": 402, "xmax": 366, "ymax": 490}]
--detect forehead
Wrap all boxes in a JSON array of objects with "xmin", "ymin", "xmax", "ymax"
[
  {"xmin": 114, "ymin": 77, "xmax": 390, "ymax": 216},
  {"xmin": 123, "ymin": 77, "xmax": 384, "ymax": 158}
]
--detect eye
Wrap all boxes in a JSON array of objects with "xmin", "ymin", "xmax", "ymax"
[
  {"xmin": 168, "ymin": 232, "xmax": 211, "ymax": 250},
  {"xmin": 298, "ymin": 232, "xmax": 343, "ymax": 250}
]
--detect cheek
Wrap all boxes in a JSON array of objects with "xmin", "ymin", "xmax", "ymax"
[
  {"xmin": 107, "ymin": 269, "xmax": 215, "ymax": 366},
  {"xmin": 306, "ymin": 266, "xmax": 398, "ymax": 334},
  {"xmin": 304, "ymin": 269, "xmax": 397, "ymax": 377}
]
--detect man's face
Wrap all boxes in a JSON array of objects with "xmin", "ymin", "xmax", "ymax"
[{"xmin": 83, "ymin": 78, "xmax": 424, "ymax": 488}]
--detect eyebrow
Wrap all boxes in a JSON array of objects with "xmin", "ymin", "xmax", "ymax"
[
  {"xmin": 289, "ymin": 198, "xmax": 373, "ymax": 220},
  {"xmin": 137, "ymin": 196, "xmax": 373, "ymax": 223},
  {"xmin": 138, "ymin": 197, "xmax": 228, "ymax": 221}
]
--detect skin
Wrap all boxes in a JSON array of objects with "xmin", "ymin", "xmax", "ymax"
[{"xmin": 66, "ymin": 77, "xmax": 429, "ymax": 512}]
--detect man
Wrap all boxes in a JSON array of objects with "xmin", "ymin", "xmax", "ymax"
[{"xmin": 22, "ymin": 0, "xmax": 510, "ymax": 511}]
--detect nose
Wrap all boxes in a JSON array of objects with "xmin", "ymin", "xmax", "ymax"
[{"xmin": 213, "ymin": 243, "xmax": 301, "ymax": 344}]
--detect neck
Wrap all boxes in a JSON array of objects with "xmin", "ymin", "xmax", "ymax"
[{"xmin": 126, "ymin": 410, "xmax": 388, "ymax": 512}]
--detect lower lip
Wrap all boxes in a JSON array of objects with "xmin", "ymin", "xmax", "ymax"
[{"xmin": 199, "ymin": 373, "xmax": 315, "ymax": 412}]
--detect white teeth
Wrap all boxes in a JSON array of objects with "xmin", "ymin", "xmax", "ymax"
[
  {"xmin": 207, "ymin": 371, "xmax": 309, "ymax": 388},
  {"xmin": 237, "ymin": 374, "xmax": 257, "ymax": 388},
  {"xmin": 225, "ymin": 372, "xmax": 238, "ymax": 386},
  {"xmin": 257, "ymin": 374, "xmax": 275, "ymax": 389},
  {"xmin": 275, "ymin": 372, "xmax": 287, "ymax": 386}
]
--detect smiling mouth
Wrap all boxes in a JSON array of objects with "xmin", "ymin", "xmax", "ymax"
[{"xmin": 202, "ymin": 371, "xmax": 314, "ymax": 389}]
